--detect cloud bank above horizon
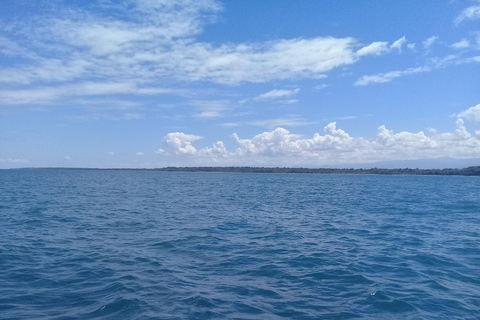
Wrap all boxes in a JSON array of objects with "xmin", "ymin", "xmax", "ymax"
[{"xmin": 158, "ymin": 104, "xmax": 480, "ymax": 166}]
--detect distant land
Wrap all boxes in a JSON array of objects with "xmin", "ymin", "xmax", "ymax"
[
  {"xmin": 14, "ymin": 166, "xmax": 480, "ymax": 176},
  {"xmin": 323, "ymin": 157, "xmax": 480, "ymax": 170}
]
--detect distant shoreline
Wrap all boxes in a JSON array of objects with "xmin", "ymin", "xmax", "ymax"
[{"xmin": 8, "ymin": 166, "xmax": 480, "ymax": 176}]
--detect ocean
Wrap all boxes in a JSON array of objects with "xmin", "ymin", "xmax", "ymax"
[{"xmin": 1, "ymin": 169, "xmax": 479, "ymax": 319}]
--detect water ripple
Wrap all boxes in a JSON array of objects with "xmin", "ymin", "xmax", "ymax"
[{"xmin": 1, "ymin": 170, "xmax": 479, "ymax": 319}]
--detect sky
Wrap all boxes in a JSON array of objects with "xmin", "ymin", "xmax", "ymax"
[{"xmin": 1, "ymin": 0, "xmax": 480, "ymax": 169}]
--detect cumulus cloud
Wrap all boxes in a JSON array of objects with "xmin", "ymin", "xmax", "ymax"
[
  {"xmin": 162, "ymin": 132, "xmax": 203, "ymax": 155},
  {"xmin": 355, "ymin": 66, "xmax": 430, "ymax": 86},
  {"xmin": 254, "ymin": 88, "xmax": 300, "ymax": 100},
  {"xmin": 457, "ymin": 104, "xmax": 480, "ymax": 123},
  {"xmin": 158, "ymin": 118, "xmax": 480, "ymax": 166},
  {"xmin": 455, "ymin": 4, "xmax": 480, "ymax": 24}
]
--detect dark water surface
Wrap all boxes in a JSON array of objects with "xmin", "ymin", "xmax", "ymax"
[{"xmin": 1, "ymin": 169, "xmax": 479, "ymax": 319}]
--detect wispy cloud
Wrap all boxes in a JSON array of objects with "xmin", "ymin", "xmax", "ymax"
[
  {"xmin": 356, "ymin": 41, "xmax": 390, "ymax": 56},
  {"xmin": 0, "ymin": 0, "xmax": 413, "ymax": 110},
  {"xmin": 355, "ymin": 49, "xmax": 480, "ymax": 86},
  {"xmin": 355, "ymin": 66, "xmax": 431, "ymax": 86},
  {"xmin": 66, "ymin": 112, "xmax": 144, "ymax": 122},
  {"xmin": 423, "ymin": 36, "xmax": 438, "ymax": 49},
  {"xmin": 390, "ymin": 36, "xmax": 407, "ymax": 52},
  {"xmin": 190, "ymin": 100, "xmax": 229, "ymax": 118},
  {"xmin": 0, "ymin": 158, "xmax": 29, "ymax": 163},
  {"xmin": 314, "ymin": 84, "xmax": 329, "ymax": 91},
  {"xmin": 356, "ymin": 36, "xmax": 407, "ymax": 56},
  {"xmin": 253, "ymin": 88, "xmax": 300, "ymax": 100},
  {"xmin": 0, "ymin": 82, "xmax": 177, "ymax": 105},
  {"xmin": 455, "ymin": 4, "xmax": 480, "ymax": 24},
  {"xmin": 334, "ymin": 115, "xmax": 357, "ymax": 120},
  {"xmin": 221, "ymin": 115, "xmax": 314, "ymax": 129},
  {"xmin": 451, "ymin": 39, "xmax": 470, "ymax": 49},
  {"xmin": 246, "ymin": 116, "xmax": 315, "ymax": 129}
]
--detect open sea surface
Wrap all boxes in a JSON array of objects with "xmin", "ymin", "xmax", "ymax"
[{"xmin": 1, "ymin": 169, "xmax": 479, "ymax": 319}]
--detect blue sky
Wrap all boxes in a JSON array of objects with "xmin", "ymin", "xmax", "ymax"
[{"xmin": 1, "ymin": 0, "xmax": 480, "ymax": 168}]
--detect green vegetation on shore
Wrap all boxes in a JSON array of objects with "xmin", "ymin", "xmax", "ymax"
[{"xmin": 155, "ymin": 166, "xmax": 480, "ymax": 176}]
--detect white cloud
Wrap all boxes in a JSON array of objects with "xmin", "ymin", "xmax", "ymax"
[
  {"xmin": 158, "ymin": 119, "xmax": 480, "ymax": 166},
  {"xmin": 107, "ymin": 152, "xmax": 115, "ymax": 155},
  {"xmin": 455, "ymin": 4, "xmax": 480, "ymax": 24},
  {"xmin": 407, "ymin": 43, "xmax": 416, "ymax": 50},
  {"xmin": 180, "ymin": 37, "xmax": 357, "ymax": 84},
  {"xmin": 191, "ymin": 100, "xmax": 229, "ymax": 118},
  {"xmin": 457, "ymin": 104, "xmax": 480, "ymax": 123},
  {"xmin": 356, "ymin": 41, "xmax": 390, "ymax": 56},
  {"xmin": 66, "ymin": 111, "xmax": 145, "ymax": 122},
  {"xmin": 355, "ymin": 66, "xmax": 430, "ymax": 86},
  {"xmin": 274, "ymin": 99, "xmax": 298, "ymax": 104},
  {"xmin": 0, "ymin": 82, "xmax": 176, "ymax": 105},
  {"xmin": 0, "ymin": 0, "xmax": 418, "ymax": 112},
  {"xmin": 0, "ymin": 158, "xmax": 29, "ymax": 163},
  {"xmin": 1, "ymin": 29, "xmax": 360, "ymax": 87},
  {"xmin": 221, "ymin": 115, "xmax": 315, "ymax": 129},
  {"xmin": 390, "ymin": 36, "xmax": 407, "ymax": 52},
  {"xmin": 254, "ymin": 88, "xmax": 300, "ymax": 100},
  {"xmin": 355, "ymin": 36, "xmax": 407, "ymax": 56},
  {"xmin": 0, "ymin": 0, "xmax": 408, "ymax": 95},
  {"xmin": 246, "ymin": 117, "xmax": 315, "ymax": 129},
  {"xmin": 136, "ymin": 152, "xmax": 144, "ymax": 156},
  {"xmin": 65, "ymin": 156, "xmax": 71, "ymax": 160},
  {"xmin": 162, "ymin": 132, "xmax": 203, "ymax": 155},
  {"xmin": 314, "ymin": 84, "xmax": 328, "ymax": 90},
  {"xmin": 123, "ymin": 113, "xmax": 144, "ymax": 120},
  {"xmin": 451, "ymin": 39, "xmax": 470, "ymax": 49},
  {"xmin": 221, "ymin": 122, "xmax": 240, "ymax": 128},
  {"xmin": 334, "ymin": 115, "xmax": 357, "ymax": 120},
  {"xmin": 423, "ymin": 36, "xmax": 438, "ymax": 49}
]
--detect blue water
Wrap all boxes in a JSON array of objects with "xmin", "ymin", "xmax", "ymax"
[{"xmin": 1, "ymin": 169, "xmax": 479, "ymax": 319}]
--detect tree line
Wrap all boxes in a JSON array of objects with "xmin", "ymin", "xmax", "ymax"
[{"xmin": 152, "ymin": 166, "xmax": 480, "ymax": 176}]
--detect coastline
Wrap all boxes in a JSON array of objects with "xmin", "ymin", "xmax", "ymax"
[{"xmin": 8, "ymin": 166, "xmax": 480, "ymax": 176}]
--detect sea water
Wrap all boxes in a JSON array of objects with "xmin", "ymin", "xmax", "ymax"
[{"xmin": 0, "ymin": 169, "xmax": 479, "ymax": 319}]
